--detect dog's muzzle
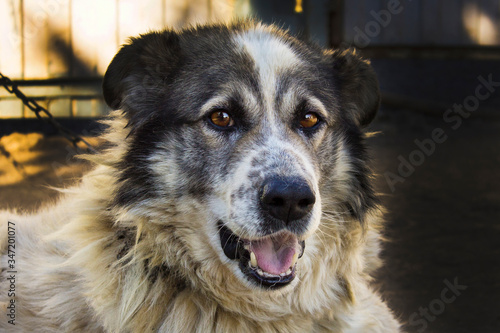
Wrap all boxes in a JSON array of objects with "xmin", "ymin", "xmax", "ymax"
[{"xmin": 219, "ymin": 177, "xmax": 315, "ymax": 289}]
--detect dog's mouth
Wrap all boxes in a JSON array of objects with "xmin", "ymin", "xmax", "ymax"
[{"xmin": 218, "ymin": 222, "xmax": 305, "ymax": 289}]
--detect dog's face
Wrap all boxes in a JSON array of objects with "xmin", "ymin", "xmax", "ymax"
[{"xmin": 103, "ymin": 23, "xmax": 379, "ymax": 291}]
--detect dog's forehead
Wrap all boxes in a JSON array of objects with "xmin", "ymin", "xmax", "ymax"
[
  {"xmin": 192, "ymin": 27, "xmax": 327, "ymax": 122},
  {"xmin": 231, "ymin": 28, "xmax": 303, "ymax": 118},
  {"xmin": 232, "ymin": 28, "xmax": 303, "ymax": 81},
  {"xmin": 166, "ymin": 25, "xmax": 335, "ymax": 128}
]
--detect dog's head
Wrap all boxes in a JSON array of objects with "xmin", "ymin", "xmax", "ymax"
[{"xmin": 103, "ymin": 22, "xmax": 379, "ymax": 292}]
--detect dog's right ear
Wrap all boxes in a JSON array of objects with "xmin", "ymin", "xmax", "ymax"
[{"xmin": 102, "ymin": 32, "xmax": 181, "ymax": 121}]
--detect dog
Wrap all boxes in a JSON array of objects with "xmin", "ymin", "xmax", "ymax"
[{"xmin": 0, "ymin": 21, "xmax": 400, "ymax": 332}]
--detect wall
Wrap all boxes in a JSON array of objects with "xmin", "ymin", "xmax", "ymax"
[
  {"xmin": 1, "ymin": 0, "xmax": 499, "ymax": 118},
  {"xmin": 343, "ymin": 0, "xmax": 500, "ymax": 48},
  {"xmin": 0, "ymin": 0, "xmax": 248, "ymax": 118}
]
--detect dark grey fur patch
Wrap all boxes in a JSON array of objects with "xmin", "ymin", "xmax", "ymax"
[{"xmin": 115, "ymin": 228, "xmax": 134, "ymax": 262}]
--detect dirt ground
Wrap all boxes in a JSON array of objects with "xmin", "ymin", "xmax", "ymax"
[
  {"xmin": 0, "ymin": 133, "xmax": 98, "ymax": 213},
  {"xmin": 370, "ymin": 107, "xmax": 500, "ymax": 333},
  {"xmin": 0, "ymin": 106, "xmax": 499, "ymax": 333}
]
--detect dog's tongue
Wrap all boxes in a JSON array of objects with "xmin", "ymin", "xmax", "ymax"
[{"xmin": 250, "ymin": 233, "xmax": 299, "ymax": 275}]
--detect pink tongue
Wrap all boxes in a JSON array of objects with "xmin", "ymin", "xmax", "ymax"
[{"xmin": 250, "ymin": 233, "xmax": 298, "ymax": 275}]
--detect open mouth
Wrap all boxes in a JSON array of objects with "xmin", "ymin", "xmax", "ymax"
[{"xmin": 218, "ymin": 221, "xmax": 305, "ymax": 289}]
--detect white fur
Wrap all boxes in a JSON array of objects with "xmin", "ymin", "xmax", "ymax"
[{"xmin": 234, "ymin": 25, "xmax": 303, "ymax": 134}]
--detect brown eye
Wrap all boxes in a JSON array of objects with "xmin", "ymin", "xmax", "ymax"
[
  {"xmin": 300, "ymin": 112, "xmax": 320, "ymax": 128},
  {"xmin": 210, "ymin": 110, "xmax": 234, "ymax": 128}
]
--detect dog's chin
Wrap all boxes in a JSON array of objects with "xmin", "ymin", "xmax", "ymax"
[{"xmin": 218, "ymin": 221, "xmax": 306, "ymax": 290}]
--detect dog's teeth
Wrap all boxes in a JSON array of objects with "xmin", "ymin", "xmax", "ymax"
[
  {"xmin": 255, "ymin": 268, "xmax": 273, "ymax": 278},
  {"xmin": 291, "ymin": 253, "xmax": 298, "ymax": 267},
  {"xmin": 250, "ymin": 251, "xmax": 258, "ymax": 268},
  {"xmin": 286, "ymin": 268, "xmax": 292, "ymax": 275}
]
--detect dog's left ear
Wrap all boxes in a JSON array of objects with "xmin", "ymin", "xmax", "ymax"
[{"xmin": 329, "ymin": 48, "xmax": 380, "ymax": 127}]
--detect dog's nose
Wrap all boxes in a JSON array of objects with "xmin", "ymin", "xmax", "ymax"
[{"xmin": 260, "ymin": 177, "xmax": 315, "ymax": 223}]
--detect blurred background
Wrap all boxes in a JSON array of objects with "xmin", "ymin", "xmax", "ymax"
[{"xmin": 0, "ymin": 1, "xmax": 499, "ymax": 332}]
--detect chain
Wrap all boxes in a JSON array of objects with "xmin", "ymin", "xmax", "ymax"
[{"xmin": 0, "ymin": 72, "xmax": 97, "ymax": 154}]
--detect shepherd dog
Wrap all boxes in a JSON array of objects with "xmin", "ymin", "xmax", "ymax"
[{"xmin": 0, "ymin": 21, "xmax": 401, "ymax": 332}]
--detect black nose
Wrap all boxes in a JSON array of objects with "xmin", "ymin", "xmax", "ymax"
[{"xmin": 260, "ymin": 177, "xmax": 316, "ymax": 223}]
